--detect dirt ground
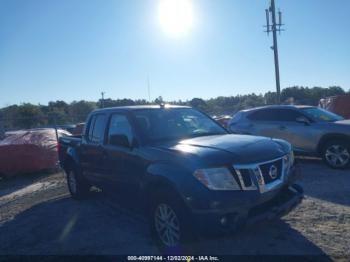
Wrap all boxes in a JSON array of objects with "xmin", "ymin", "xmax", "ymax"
[{"xmin": 0, "ymin": 158, "xmax": 349, "ymax": 260}]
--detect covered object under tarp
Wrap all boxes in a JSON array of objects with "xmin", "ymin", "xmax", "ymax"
[
  {"xmin": 319, "ymin": 95, "xmax": 350, "ymax": 119},
  {"xmin": 0, "ymin": 128, "xmax": 70, "ymax": 177}
]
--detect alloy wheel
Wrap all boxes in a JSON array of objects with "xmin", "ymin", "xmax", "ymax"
[
  {"xmin": 154, "ymin": 203, "xmax": 181, "ymax": 247},
  {"xmin": 325, "ymin": 145, "xmax": 350, "ymax": 168}
]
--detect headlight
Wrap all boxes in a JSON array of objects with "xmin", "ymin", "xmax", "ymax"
[
  {"xmin": 193, "ymin": 168, "xmax": 241, "ymax": 191},
  {"xmin": 283, "ymin": 151, "xmax": 294, "ymax": 174}
]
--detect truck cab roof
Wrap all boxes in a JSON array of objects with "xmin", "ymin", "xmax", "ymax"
[
  {"xmin": 91, "ymin": 104, "xmax": 191, "ymax": 114},
  {"xmin": 240, "ymin": 105, "xmax": 315, "ymax": 113}
]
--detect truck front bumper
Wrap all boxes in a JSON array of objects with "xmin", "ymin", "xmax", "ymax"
[{"xmin": 190, "ymin": 183, "xmax": 304, "ymax": 236}]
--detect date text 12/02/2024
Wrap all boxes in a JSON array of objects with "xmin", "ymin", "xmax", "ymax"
[{"xmin": 127, "ymin": 256, "xmax": 220, "ymax": 261}]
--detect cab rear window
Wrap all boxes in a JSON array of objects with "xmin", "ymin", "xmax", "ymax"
[{"xmin": 87, "ymin": 114, "xmax": 107, "ymax": 143}]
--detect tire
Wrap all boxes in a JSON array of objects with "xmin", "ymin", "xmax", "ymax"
[
  {"xmin": 65, "ymin": 164, "xmax": 90, "ymax": 200},
  {"xmin": 322, "ymin": 140, "xmax": 350, "ymax": 169},
  {"xmin": 149, "ymin": 191, "xmax": 195, "ymax": 251}
]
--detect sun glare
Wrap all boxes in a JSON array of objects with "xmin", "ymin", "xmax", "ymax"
[{"xmin": 158, "ymin": 0, "xmax": 194, "ymax": 38}]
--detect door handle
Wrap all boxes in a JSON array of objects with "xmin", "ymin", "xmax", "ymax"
[
  {"xmin": 279, "ymin": 125, "xmax": 286, "ymax": 130},
  {"xmin": 102, "ymin": 150, "xmax": 108, "ymax": 159},
  {"xmin": 98, "ymin": 145, "xmax": 108, "ymax": 158}
]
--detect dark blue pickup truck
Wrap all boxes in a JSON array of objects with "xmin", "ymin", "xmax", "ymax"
[{"xmin": 59, "ymin": 105, "xmax": 303, "ymax": 248}]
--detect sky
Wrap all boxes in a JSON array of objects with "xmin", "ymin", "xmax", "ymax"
[{"xmin": 0, "ymin": 0, "xmax": 349, "ymax": 107}]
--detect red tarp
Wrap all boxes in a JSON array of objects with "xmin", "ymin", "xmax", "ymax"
[
  {"xmin": 320, "ymin": 95, "xmax": 350, "ymax": 119},
  {"xmin": 0, "ymin": 128, "xmax": 70, "ymax": 177}
]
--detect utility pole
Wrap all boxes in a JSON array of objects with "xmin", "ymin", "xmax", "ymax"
[
  {"xmin": 264, "ymin": 0, "xmax": 284, "ymax": 104},
  {"xmin": 101, "ymin": 91, "xmax": 105, "ymax": 108}
]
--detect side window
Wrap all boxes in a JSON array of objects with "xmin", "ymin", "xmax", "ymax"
[
  {"xmin": 278, "ymin": 109, "xmax": 303, "ymax": 122},
  {"xmin": 248, "ymin": 109, "xmax": 277, "ymax": 121},
  {"xmin": 248, "ymin": 109, "xmax": 302, "ymax": 122},
  {"xmin": 107, "ymin": 114, "xmax": 133, "ymax": 145},
  {"xmin": 87, "ymin": 116, "xmax": 96, "ymax": 141},
  {"xmin": 88, "ymin": 114, "xmax": 107, "ymax": 144}
]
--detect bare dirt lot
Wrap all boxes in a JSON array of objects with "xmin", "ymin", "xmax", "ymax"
[{"xmin": 0, "ymin": 159, "xmax": 349, "ymax": 260}]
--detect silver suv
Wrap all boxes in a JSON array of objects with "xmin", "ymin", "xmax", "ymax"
[{"xmin": 228, "ymin": 105, "xmax": 350, "ymax": 169}]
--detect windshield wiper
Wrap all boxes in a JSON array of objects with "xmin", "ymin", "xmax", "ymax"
[
  {"xmin": 149, "ymin": 132, "xmax": 226, "ymax": 143},
  {"xmin": 189, "ymin": 132, "xmax": 225, "ymax": 138}
]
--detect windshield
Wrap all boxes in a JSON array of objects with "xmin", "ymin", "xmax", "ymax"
[
  {"xmin": 133, "ymin": 108, "xmax": 228, "ymax": 142},
  {"xmin": 302, "ymin": 107, "xmax": 344, "ymax": 122}
]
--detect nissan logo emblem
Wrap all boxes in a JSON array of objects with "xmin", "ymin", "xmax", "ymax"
[{"xmin": 269, "ymin": 165, "xmax": 278, "ymax": 179}]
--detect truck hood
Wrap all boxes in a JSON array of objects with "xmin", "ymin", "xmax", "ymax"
[{"xmin": 158, "ymin": 134, "xmax": 290, "ymax": 164}]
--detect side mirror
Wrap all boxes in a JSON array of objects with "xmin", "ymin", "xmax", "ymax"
[
  {"xmin": 296, "ymin": 116, "xmax": 310, "ymax": 125},
  {"xmin": 109, "ymin": 134, "xmax": 131, "ymax": 148}
]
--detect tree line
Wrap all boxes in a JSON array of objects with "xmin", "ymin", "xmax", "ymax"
[{"xmin": 0, "ymin": 86, "xmax": 347, "ymax": 130}]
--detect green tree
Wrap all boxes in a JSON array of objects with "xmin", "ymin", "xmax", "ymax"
[
  {"xmin": 0, "ymin": 105, "xmax": 19, "ymax": 129},
  {"xmin": 281, "ymin": 86, "xmax": 345, "ymax": 105},
  {"xmin": 44, "ymin": 101, "xmax": 70, "ymax": 125},
  {"xmin": 68, "ymin": 101, "xmax": 97, "ymax": 123},
  {"xmin": 14, "ymin": 103, "xmax": 46, "ymax": 129},
  {"xmin": 190, "ymin": 98, "xmax": 208, "ymax": 112},
  {"xmin": 154, "ymin": 96, "xmax": 164, "ymax": 104},
  {"xmin": 264, "ymin": 91, "xmax": 277, "ymax": 105},
  {"xmin": 0, "ymin": 85, "xmax": 347, "ymax": 130}
]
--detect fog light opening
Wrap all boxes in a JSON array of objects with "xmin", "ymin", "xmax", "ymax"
[{"xmin": 220, "ymin": 216, "xmax": 228, "ymax": 226}]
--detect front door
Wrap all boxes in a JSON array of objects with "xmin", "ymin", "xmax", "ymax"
[
  {"xmin": 103, "ymin": 113, "xmax": 143, "ymax": 204},
  {"xmin": 248, "ymin": 108, "xmax": 314, "ymax": 153}
]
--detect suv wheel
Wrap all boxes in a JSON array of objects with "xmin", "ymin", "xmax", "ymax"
[
  {"xmin": 66, "ymin": 165, "xmax": 90, "ymax": 199},
  {"xmin": 150, "ymin": 193, "xmax": 194, "ymax": 250},
  {"xmin": 322, "ymin": 140, "xmax": 350, "ymax": 169}
]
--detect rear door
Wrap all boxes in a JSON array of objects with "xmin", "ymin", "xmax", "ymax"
[
  {"xmin": 248, "ymin": 108, "xmax": 315, "ymax": 152},
  {"xmin": 80, "ymin": 113, "xmax": 108, "ymax": 187},
  {"xmin": 246, "ymin": 109, "xmax": 284, "ymax": 137}
]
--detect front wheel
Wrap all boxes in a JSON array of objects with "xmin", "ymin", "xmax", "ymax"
[
  {"xmin": 322, "ymin": 140, "xmax": 350, "ymax": 169},
  {"xmin": 150, "ymin": 193, "xmax": 194, "ymax": 250}
]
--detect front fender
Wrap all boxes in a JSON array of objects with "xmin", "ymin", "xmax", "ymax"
[
  {"xmin": 317, "ymin": 133, "xmax": 350, "ymax": 153},
  {"xmin": 272, "ymin": 138, "xmax": 292, "ymax": 153},
  {"xmin": 62, "ymin": 147, "xmax": 81, "ymax": 170},
  {"xmin": 145, "ymin": 161, "xmax": 190, "ymax": 192}
]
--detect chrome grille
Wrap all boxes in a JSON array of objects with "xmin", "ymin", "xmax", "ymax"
[
  {"xmin": 259, "ymin": 159, "xmax": 282, "ymax": 184},
  {"xmin": 239, "ymin": 169, "xmax": 253, "ymax": 187},
  {"xmin": 233, "ymin": 156, "xmax": 287, "ymax": 193}
]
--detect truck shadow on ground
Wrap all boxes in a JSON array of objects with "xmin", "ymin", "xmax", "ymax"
[
  {"xmin": 0, "ymin": 192, "xmax": 331, "ymax": 260},
  {"xmin": 297, "ymin": 157, "xmax": 350, "ymax": 207},
  {"xmin": 0, "ymin": 171, "xmax": 56, "ymax": 198}
]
